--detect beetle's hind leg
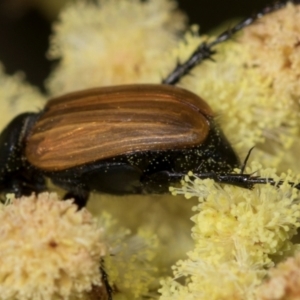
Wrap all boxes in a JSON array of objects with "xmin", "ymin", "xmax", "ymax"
[{"xmin": 162, "ymin": 0, "xmax": 299, "ymax": 85}]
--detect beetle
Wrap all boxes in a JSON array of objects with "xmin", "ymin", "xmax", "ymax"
[
  {"xmin": 0, "ymin": 84, "xmax": 241, "ymax": 207},
  {"xmin": 0, "ymin": 0, "xmax": 298, "ymax": 208}
]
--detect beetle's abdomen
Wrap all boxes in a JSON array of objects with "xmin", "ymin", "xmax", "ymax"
[{"xmin": 25, "ymin": 84, "xmax": 214, "ymax": 171}]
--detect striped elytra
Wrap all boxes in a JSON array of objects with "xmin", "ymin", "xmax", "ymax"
[{"xmin": 26, "ymin": 84, "xmax": 214, "ymax": 171}]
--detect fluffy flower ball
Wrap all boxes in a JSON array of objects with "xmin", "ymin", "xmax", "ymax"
[{"xmin": 0, "ymin": 193, "xmax": 107, "ymax": 300}]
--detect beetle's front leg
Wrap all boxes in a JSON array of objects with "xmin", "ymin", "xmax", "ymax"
[
  {"xmin": 141, "ymin": 170, "xmax": 185, "ymax": 193},
  {"xmin": 3, "ymin": 170, "xmax": 47, "ymax": 198},
  {"xmin": 50, "ymin": 176, "xmax": 90, "ymax": 208},
  {"xmin": 9, "ymin": 178, "xmax": 37, "ymax": 198},
  {"xmin": 64, "ymin": 190, "xmax": 90, "ymax": 209}
]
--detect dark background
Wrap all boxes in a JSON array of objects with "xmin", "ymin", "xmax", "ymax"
[{"xmin": 0, "ymin": 0, "xmax": 271, "ymax": 90}]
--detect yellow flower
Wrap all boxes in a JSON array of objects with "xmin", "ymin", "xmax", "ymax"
[
  {"xmin": 0, "ymin": 64, "xmax": 45, "ymax": 131},
  {"xmin": 0, "ymin": 193, "xmax": 107, "ymax": 300},
  {"xmin": 162, "ymin": 164, "xmax": 300, "ymax": 300},
  {"xmin": 47, "ymin": 0, "xmax": 186, "ymax": 95},
  {"xmin": 96, "ymin": 212, "xmax": 159, "ymax": 299}
]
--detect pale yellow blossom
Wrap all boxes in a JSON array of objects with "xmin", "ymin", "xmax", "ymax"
[
  {"xmin": 47, "ymin": 0, "xmax": 186, "ymax": 95},
  {"xmin": 0, "ymin": 64, "xmax": 45, "ymax": 131},
  {"xmin": 96, "ymin": 212, "xmax": 159, "ymax": 299},
  {"xmin": 161, "ymin": 163, "xmax": 300, "ymax": 300},
  {"xmin": 0, "ymin": 193, "xmax": 107, "ymax": 300}
]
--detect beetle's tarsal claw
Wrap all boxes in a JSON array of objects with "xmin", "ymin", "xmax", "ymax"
[
  {"xmin": 240, "ymin": 147, "xmax": 255, "ymax": 174},
  {"xmin": 162, "ymin": 42, "xmax": 216, "ymax": 85}
]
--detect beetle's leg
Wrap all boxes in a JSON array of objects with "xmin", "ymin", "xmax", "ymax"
[
  {"xmin": 0, "ymin": 168, "xmax": 47, "ymax": 198},
  {"xmin": 162, "ymin": 0, "xmax": 300, "ymax": 85},
  {"xmin": 100, "ymin": 259, "xmax": 113, "ymax": 300},
  {"xmin": 189, "ymin": 172, "xmax": 300, "ymax": 190},
  {"xmin": 88, "ymin": 259, "xmax": 113, "ymax": 300},
  {"xmin": 11, "ymin": 176, "xmax": 46, "ymax": 197},
  {"xmin": 166, "ymin": 170, "xmax": 300, "ymax": 191},
  {"xmin": 50, "ymin": 176, "xmax": 90, "ymax": 208},
  {"xmin": 256, "ymin": 177, "xmax": 300, "ymax": 189},
  {"xmin": 213, "ymin": 173, "xmax": 300, "ymax": 190},
  {"xmin": 63, "ymin": 189, "xmax": 90, "ymax": 209}
]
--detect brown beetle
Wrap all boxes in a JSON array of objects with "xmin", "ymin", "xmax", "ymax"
[
  {"xmin": 0, "ymin": 0, "xmax": 297, "ymax": 208},
  {"xmin": 0, "ymin": 84, "xmax": 240, "ymax": 207}
]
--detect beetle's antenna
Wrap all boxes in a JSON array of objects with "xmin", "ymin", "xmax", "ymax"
[{"xmin": 162, "ymin": 0, "xmax": 300, "ymax": 85}]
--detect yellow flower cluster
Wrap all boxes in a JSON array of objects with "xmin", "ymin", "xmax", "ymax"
[
  {"xmin": 161, "ymin": 164, "xmax": 300, "ymax": 299},
  {"xmin": 47, "ymin": 0, "xmax": 186, "ymax": 95},
  {"xmin": 0, "ymin": 193, "xmax": 107, "ymax": 300},
  {"xmin": 0, "ymin": 63, "xmax": 45, "ymax": 131},
  {"xmin": 95, "ymin": 212, "xmax": 159, "ymax": 299}
]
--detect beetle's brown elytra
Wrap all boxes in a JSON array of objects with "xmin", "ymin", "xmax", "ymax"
[{"xmin": 26, "ymin": 84, "xmax": 213, "ymax": 171}]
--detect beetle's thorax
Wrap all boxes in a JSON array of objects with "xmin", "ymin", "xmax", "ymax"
[{"xmin": 0, "ymin": 113, "xmax": 41, "ymax": 192}]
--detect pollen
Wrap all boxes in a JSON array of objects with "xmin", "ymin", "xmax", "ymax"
[{"xmin": 161, "ymin": 164, "xmax": 300, "ymax": 300}]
